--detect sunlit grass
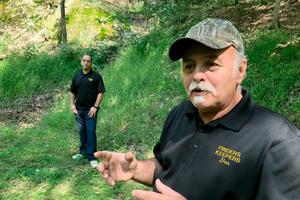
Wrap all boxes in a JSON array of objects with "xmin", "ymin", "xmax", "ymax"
[
  {"xmin": 0, "ymin": 0, "xmax": 300, "ymax": 199},
  {"xmin": 1, "ymin": 26, "xmax": 299, "ymax": 200},
  {"xmin": 244, "ymin": 30, "xmax": 300, "ymax": 124},
  {"xmin": 67, "ymin": 0, "xmax": 117, "ymax": 44}
]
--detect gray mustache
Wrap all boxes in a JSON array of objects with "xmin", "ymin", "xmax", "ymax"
[{"xmin": 188, "ymin": 81, "xmax": 216, "ymax": 95}]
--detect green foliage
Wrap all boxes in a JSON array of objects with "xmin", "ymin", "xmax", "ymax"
[
  {"xmin": 0, "ymin": 0, "xmax": 44, "ymax": 29},
  {"xmin": 139, "ymin": 0, "xmax": 237, "ymax": 35},
  {"xmin": 244, "ymin": 30, "xmax": 300, "ymax": 124},
  {"xmin": 0, "ymin": 0, "xmax": 299, "ymax": 199},
  {"xmin": 67, "ymin": 1, "xmax": 118, "ymax": 43},
  {"xmin": 23, "ymin": 44, "xmax": 39, "ymax": 60},
  {"xmin": 0, "ymin": 42, "xmax": 120, "ymax": 105},
  {"xmin": 0, "ymin": 38, "xmax": 7, "ymax": 54},
  {"xmin": 82, "ymin": 41, "xmax": 120, "ymax": 69},
  {"xmin": 0, "ymin": 45, "xmax": 80, "ymax": 104},
  {"xmin": 97, "ymin": 30, "xmax": 185, "ymax": 153}
]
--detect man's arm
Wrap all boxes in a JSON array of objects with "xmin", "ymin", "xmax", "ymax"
[
  {"xmin": 133, "ymin": 157, "xmax": 162, "ymax": 186},
  {"xmin": 93, "ymin": 92, "xmax": 104, "ymax": 108},
  {"xmin": 89, "ymin": 92, "xmax": 104, "ymax": 117},
  {"xmin": 255, "ymin": 137, "xmax": 300, "ymax": 199},
  {"xmin": 70, "ymin": 92, "xmax": 78, "ymax": 114}
]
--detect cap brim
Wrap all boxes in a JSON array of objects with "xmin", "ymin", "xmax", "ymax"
[{"xmin": 168, "ymin": 37, "xmax": 231, "ymax": 61}]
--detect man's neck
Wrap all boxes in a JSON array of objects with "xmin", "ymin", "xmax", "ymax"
[{"xmin": 82, "ymin": 68, "xmax": 91, "ymax": 74}]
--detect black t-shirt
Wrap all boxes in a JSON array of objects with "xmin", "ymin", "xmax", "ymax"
[
  {"xmin": 153, "ymin": 89, "xmax": 300, "ymax": 200},
  {"xmin": 70, "ymin": 70, "xmax": 105, "ymax": 110}
]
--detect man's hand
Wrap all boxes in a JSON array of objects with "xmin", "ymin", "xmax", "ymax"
[
  {"xmin": 132, "ymin": 179, "xmax": 187, "ymax": 200},
  {"xmin": 88, "ymin": 106, "xmax": 97, "ymax": 117},
  {"xmin": 71, "ymin": 104, "xmax": 78, "ymax": 115},
  {"xmin": 94, "ymin": 151, "xmax": 138, "ymax": 186}
]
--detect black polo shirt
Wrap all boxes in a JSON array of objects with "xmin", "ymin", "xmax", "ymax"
[
  {"xmin": 70, "ymin": 70, "xmax": 105, "ymax": 110},
  {"xmin": 153, "ymin": 89, "xmax": 300, "ymax": 200}
]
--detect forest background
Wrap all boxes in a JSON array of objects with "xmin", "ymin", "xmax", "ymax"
[{"xmin": 0, "ymin": 0, "xmax": 299, "ymax": 199}]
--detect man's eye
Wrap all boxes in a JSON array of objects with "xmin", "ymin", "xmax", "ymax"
[
  {"xmin": 207, "ymin": 63, "xmax": 219, "ymax": 70},
  {"xmin": 183, "ymin": 65, "xmax": 194, "ymax": 72}
]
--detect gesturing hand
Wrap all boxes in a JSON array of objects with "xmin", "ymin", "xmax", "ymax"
[
  {"xmin": 94, "ymin": 151, "xmax": 138, "ymax": 186},
  {"xmin": 132, "ymin": 179, "xmax": 187, "ymax": 200}
]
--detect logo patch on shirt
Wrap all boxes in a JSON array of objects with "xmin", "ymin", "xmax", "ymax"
[
  {"xmin": 88, "ymin": 78, "xmax": 93, "ymax": 82},
  {"xmin": 215, "ymin": 145, "xmax": 241, "ymax": 166}
]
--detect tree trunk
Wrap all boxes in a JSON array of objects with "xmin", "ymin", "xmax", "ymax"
[
  {"xmin": 60, "ymin": 0, "xmax": 67, "ymax": 45},
  {"xmin": 273, "ymin": 0, "xmax": 281, "ymax": 30}
]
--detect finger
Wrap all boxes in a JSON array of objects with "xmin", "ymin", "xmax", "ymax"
[
  {"xmin": 155, "ymin": 179, "xmax": 175, "ymax": 196},
  {"xmin": 126, "ymin": 152, "xmax": 137, "ymax": 168},
  {"xmin": 97, "ymin": 165, "xmax": 108, "ymax": 178},
  {"xmin": 94, "ymin": 151, "xmax": 102, "ymax": 158},
  {"xmin": 125, "ymin": 152, "xmax": 137, "ymax": 169},
  {"xmin": 98, "ymin": 161, "xmax": 109, "ymax": 173},
  {"xmin": 125, "ymin": 152, "xmax": 133, "ymax": 162},
  {"xmin": 94, "ymin": 151, "xmax": 113, "ymax": 160},
  {"xmin": 132, "ymin": 190, "xmax": 162, "ymax": 200},
  {"xmin": 98, "ymin": 163, "xmax": 105, "ymax": 172},
  {"xmin": 107, "ymin": 176, "xmax": 115, "ymax": 186},
  {"xmin": 102, "ymin": 170, "xmax": 109, "ymax": 179}
]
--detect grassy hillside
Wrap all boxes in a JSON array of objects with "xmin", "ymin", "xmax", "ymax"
[{"xmin": 0, "ymin": 0, "xmax": 299, "ymax": 199}]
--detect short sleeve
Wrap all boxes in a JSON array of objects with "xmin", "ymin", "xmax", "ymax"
[
  {"xmin": 97, "ymin": 74, "xmax": 105, "ymax": 93},
  {"xmin": 70, "ymin": 76, "xmax": 77, "ymax": 94}
]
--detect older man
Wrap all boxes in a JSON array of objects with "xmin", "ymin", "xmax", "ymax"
[{"xmin": 94, "ymin": 18, "xmax": 300, "ymax": 199}]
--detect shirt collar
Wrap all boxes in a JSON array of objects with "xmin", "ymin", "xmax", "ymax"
[
  {"xmin": 185, "ymin": 89, "xmax": 255, "ymax": 131},
  {"xmin": 81, "ymin": 69, "xmax": 93, "ymax": 75}
]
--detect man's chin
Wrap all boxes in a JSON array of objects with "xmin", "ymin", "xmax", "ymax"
[
  {"xmin": 191, "ymin": 101, "xmax": 203, "ymax": 109},
  {"xmin": 191, "ymin": 96, "xmax": 215, "ymax": 109},
  {"xmin": 190, "ymin": 95, "xmax": 204, "ymax": 105}
]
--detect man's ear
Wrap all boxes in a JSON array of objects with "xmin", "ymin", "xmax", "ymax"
[{"xmin": 236, "ymin": 58, "xmax": 247, "ymax": 84}]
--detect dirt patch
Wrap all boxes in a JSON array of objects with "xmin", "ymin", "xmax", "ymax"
[{"xmin": 0, "ymin": 87, "xmax": 66, "ymax": 127}]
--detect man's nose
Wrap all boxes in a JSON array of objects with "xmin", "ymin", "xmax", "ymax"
[{"xmin": 192, "ymin": 67, "xmax": 207, "ymax": 82}]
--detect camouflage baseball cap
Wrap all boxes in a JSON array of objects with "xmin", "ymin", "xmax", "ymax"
[{"xmin": 169, "ymin": 18, "xmax": 244, "ymax": 61}]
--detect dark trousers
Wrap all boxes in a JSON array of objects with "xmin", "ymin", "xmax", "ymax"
[{"xmin": 75, "ymin": 110, "xmax": 97, "ymax": 161}]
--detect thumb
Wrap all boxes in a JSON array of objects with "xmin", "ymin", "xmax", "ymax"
[
  {"xmin": 125, "ymin": 152, "xmax": 134, "ymax": 161},
  {"xmin": 155, "ymin": 179, "xmax": 174, "ymax": 195},
  {"xmin": 125, "ymin": 152, "xmax": 137, "ymax": 170}
]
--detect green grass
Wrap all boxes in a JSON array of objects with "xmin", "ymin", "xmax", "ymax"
[
  {"xmin": 0, "ymin": 42, "xmax": 120, "ymax": 105},
  {"xmin": 97, "ymin": 31, "xmax": 185, "ymax": 153},
  {"xmin": 244, "ymin": 30, "xmax": 300, "ymax": 124},
  {"xmin": 0, "ymin": 47, "xmax": 80, "ymax": 104},
  {"xmin": 1, "ymin": 27, "xmax": 299, "ymax": 199},
  {"xmin": 0, "ymin": 0, "xmax": 299, "ymax": 199},
  {"xmin": 0, "ymin": 29, "xmax": 185, "ymax": 199},
  {"xmin": 0, "ymin": 95, "xmax": 148, "ymax": 199}
]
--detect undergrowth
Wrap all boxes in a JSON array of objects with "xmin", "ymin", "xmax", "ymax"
[{"xmin": 0, "ymin": 0, "xmax": 299, "ymax": 199}]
